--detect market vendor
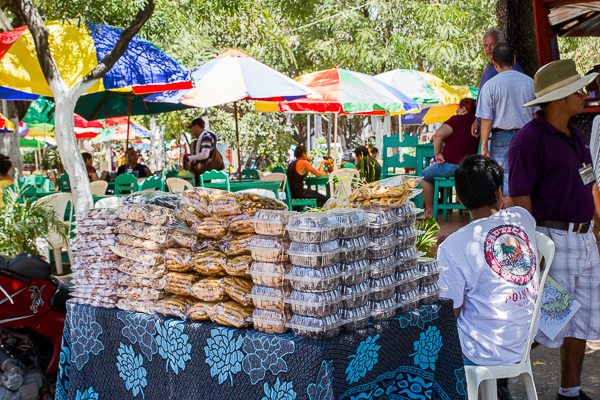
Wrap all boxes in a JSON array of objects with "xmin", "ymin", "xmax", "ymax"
[
  {"xmin": 354, "ymin": 145, "xmax": 381, "ymax": 183},
  {"xmin": 82, "ymin": 152, "xmax": 108, "ymax": 182},
  {"xmin": 286, "ymin": 145, "xmax": 328, "ymax": 207},
  {"xmin": 116, "ymin": 148, "xmax": 151, "ymax": 178}
]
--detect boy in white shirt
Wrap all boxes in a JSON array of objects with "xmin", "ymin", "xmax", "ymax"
[{"xmin": 438, "ymin": 155, "xmax": 540, "ymax": 398}]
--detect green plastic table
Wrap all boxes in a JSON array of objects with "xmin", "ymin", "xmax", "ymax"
[
  {"xmin": 415, "ymin": 143, "xmax": 435, "ymax": 209},
  {"xmin": 200, "ymin": 180, "xmax": 281, "ymax": 198},
  {"xmin": 305, "ymin": 175, "xmax": 331, "ymax": 198}
]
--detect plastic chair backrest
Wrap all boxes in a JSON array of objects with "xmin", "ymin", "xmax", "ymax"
[
  {"xmin": 272, "ymin": 165, "xmax": 286, "ymax": 174},
  {"xmin": 139, "ymin": 176, "xmax": 163, "ymax": 191},
  {"xmin": 343, "ymin": 163, "xmax": 355, "ymax": 169},
  {"xmin": 95, "ymin": 196, "xmax": 121, "ymax": 208},
  {"xmin": 238, "ymin": 188, "xmax": 276, "ymax": 199},
  {"xmin": 35, "ymin": 193, "xmax": 73, "ymax": 245},
  {"xmin": 21, "ymin": 184, "xmax": 37, "ymax": 197},
  {"xmin": 200, "ymin": 170, "xmax": 230, "ymax": 191},
  {"xmin": 115, "ymin": 173, "xmax": 138, "ymax": 195},
  {"xmin": 165, "ymin": 170, "xmax": 179, "ymax": 179},
  {"xmin": 166, "ymin": 177, "xmax": 193, "ymax": 192},
  {"xmin": 260, "ymin": 173, "xmax": 287, "ymax": 192},
  {"xmin": 241, "ymin": 168, "xmax": 260, "ymax": 179},
  {"xmin": 382, "ymin": 134, "xmax": 418, "ymax": 174},
  {"xmin": 90, "ymin": 180, "xmax": 108, "ymax": 196},
  {"xmin": 59, "ymin": 174, "xmax": 71, "ymax": 191},
  {"xmin": 177, "ymin": 170, "xmax": 194, "ymax": 178},
  {"xmin": 328, "ymin": 169, "xmax": 359, "ymax": 198}
]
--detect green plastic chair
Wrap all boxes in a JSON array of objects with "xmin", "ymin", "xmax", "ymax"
[
  {"xmin": 58, "ymin": 174, "xmax": 71, "ymax": 191},
  {"xmin": 139, "ymin": 176, "xmax": 163, "ymax": 191},
  {"xmin": 285, "ymin": 180, "xmax": 317, "ymax": 211},
  {"xmin": 177, "ymin": 170, "xmax": 195, "ymax": 185},
  {"xmin": 432, "ymin": 177, "xmax": 465, "ymax": 221},
  {"xmin": 115, "ymin": 174, "xmax": 138, "ymax": 195},
  {"xmin": 343, "ymin": 163, "xmax": 355, "ymax": 169},
  {"xmin": 165, "ymin": 170, "xmax": 179, "ymax": 179},
  {"xmin": 241, "ymin": 168, "xmax": 260, "ymax": 180},
  {"xmin": 272, "ymin": 165, "xmax": 286, "ymax": 174},
  {"xmin": 200, "ymin": 170, "xmax": 230, "ymax": 191}
]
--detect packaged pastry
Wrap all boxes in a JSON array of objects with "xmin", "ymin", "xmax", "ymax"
[
  {"xmin": 363, "ymin": 206, "xmax": 398, "ymax": 237},
  {"xmin": 120, "ymin": 191, "xmax": 185, "ymax": 210},
  {"xmin": 179, "ymin": 206, "xmax": 203, "ymax": 225},
  {"xmin": 72, "ymin": 277, "xmax": 119, "ymax": 287},
  {"xmin": 340, "ymin": 281, "xmax": 370, "ymax": 308},
  {"xmin": 349, "ymin": 175, "xmax": 420, "ymax": 205},
  {"xmin": 116, "ymin": 260, "xmax": 167, "ymax": 279},
  {"xmin": 247, "ymin": 285, "xmax": 289, "ymax": 312},
  {"xmin": 182, "ymin": 187, "xmax": 229, "ymax": 216},
  {"xmin": 249, "ymin": 210, "xmax": 297, "ymax": 236},
  {"xmin": 223, "ymin": 255, "xmax": 253, "ymax": 276},
  {"xmin": 117, "ymin": 286, "xmax": 165, "ymax": 301},
  {"xmin": 211, "ymin": 192, "xmax": 287, "ymax": 216},
  {"xmin": 245, "ymin": 262, "xmax": 290, "ymax": 287},
  {"xmin": 397, "ymin": 288, "xmax": 420, "ymax": 312},
  {"xmin": 72, "ymin": 233, "xmax": 116, "ymax": 244},
  {"xmin": 70, "ymin": 297, "xmax": 116, "ymax": 308},
  {"xmin": 171, "ymin": 230, "xmax": 197, "ymax": 248},
  {"xmin": 285, "ymin": 265, "xmax": 343, "ymax": 292},
  {"xmin": 397, "ymin": 247, "xmax": 421, "ymax": 272},
  {"xmin": 420, "ymin": 282, "xmax": 442, "ymax": 305},
  {"xmin": 340, "ymin": 260, "xmax": 371, "ymax": 285},
  {"xmin": 71, "ymin": 269, "xmax": 122, "ymax": 280},
  {"xmin": 192, "ymin": 217, "xmax": 228, "ymax": 239},
  {"xmin": 192, "ymin": 251, "xmax": 227, "ymax": 276},
  {"xmin": 74, "ymin": 218, "xmax": 119, "ymax": 227},
  {"xmin": 418, "ymin": 258, "xmax": 442, "ymax": 285},
  {"xmin": 286, "ymin": 212, "xmax": 339, "ymax": 243},
  {"xmin": 117, "ymin": 234, "xmax": 170, "ymax": 251},
  {"xmin": 190, "ymin": 277, "xmax": 229, "ymax": 302},
  {"xmin": 395, "ymin": 268, "xmax": 420, "ymax": 293},
  {"xmin": 71, "ymin": 238, "xmax": 116, "ymax": 250},
  {"xmin": 286, "ymin": 289, "xmax": 342, "ymax": 317},
  {"xmin": 220, "ymin": 233, "xmax": 255, "ymax": 257},
  {"xmin": 164, "ymin": 272, "xmax": 200, "ymax": 296},
  {"xmin": 116, "ymin": 298, "xmax": 154, "ymax": 314},
  {"xmin": 207, "ymin": 301, "xmax": 254, "ymax": 328},
  {"xmin": 340, "ymin": 305, "xmax": 371, "ymax": 331},
  {"xmin": 74, "ymin": 254, "xmax": 120, "ymax": 264},
  {"xmin": 117, "ymin": 221, "xmax": 170, "ymax": 243},
  {"xmin": 287, "ymin": 240, "xmax": 341, "ymax": 268},
  {"xmin": 71, "ymin": 260, "xmax": 120, "ymax": 271},
  {"xmin": 154, "ymin": 295, "xmax": 196, "ymax": 319},
  {"xmin": 249, "ymin": 309, "xmax": 291, "ymax": 334},
  {"xmin": 74, "ymin": 247, "xmax": 116, "ymax": 257},
  {"xmin": 227, "ymin": 214, "xmax": 255, "ymax": 234},
  {"xmin": 111, "ymin": 244, "xmax": 163, "ymax": 265},
  {"xmin": 71, "ymin": 284, "xmax": 119, "ymax": 297},
  {"xmin": 370, "ymin": 255, "xmax": 398, "ymax": 279},
  {"xmin": 394, "ymin": 202, "xmax": 419, "ymax": 227},
  {"xmin": 286, "ymin": 313, "xmax": 343, "ymax": 340},
  {"xmin": 369, "ymin": 297, "xmax": 398, "ymax": 322},
  {"xmin": 369, "ymin": 275, "xmax": 397, "ymax": 301},
  {"xmin": 74, "ymin": 226, "xmax": 117, "ymax": 235},
  {"xmin": 188, "ymin": 301, "xmax": 218, "ymax": 321},
  {"xmin": 75, "ymin": 208, "xmax": 119, "ymax": 221},
  {"xmin": 117, "ymin": 204, "xmax": 181, "ymax": 227},
  {"xmin": 165, "ymin": 248, "xmax": 194, "ymax": 272},
  {"xmin": 339, "ymin": 236, "xmax": 370, "ymax": 262},
  {"xmin": 330, "ymin": 208, "xmax": 368, "ymax": 238},
  {"xmin": 220, "ymin": 276, "xmax": 254, "ymax": 306},
  {"xmin": 247, "ymin": 235, "xmax": 289, "ymax": 262},
  {"xmin": 117, "ymin": 274, "xmax": 166, "ymax": 290}
]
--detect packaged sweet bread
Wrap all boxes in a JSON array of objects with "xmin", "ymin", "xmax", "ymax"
[
  {"xmin": 73, "ymin": 225, "xmax": 117, "ymax": 235},
  {"xmin": 211, "ymin": 192, "xmax": 287, "ymax": 216},
  {"xmin": 117, "ymin": 274, "xmax": 166, "ymax": 290},
  {"xmin": 182, "ymin": 187, "xmax": 229, "ymax": 216},
  {"xmin": 117, "ymin": 234, "xmax": 170, "ymax": 251},
  {"xmin": 219, "ymin": 233, "xmax": 255, "ymax": 257},
  {"xmin": 117, "ymin": 286, "xmax": 165, "ymax": 301},
  {"xmin": 192, "ymin": 217, "xmax": 228, "ymax": 240},
  {"xmin": 116, "ymin": 298, "xmax": 155, "ymax": 314},
  {"xmin": 192, "ymin": 251, "xmax": 227, "ymax": 276},
  {"xmin": 71, "ymin": 268, "xmax": 122, "ymax": 280},
  {"xmin": 207, "ymin": 301, "xmax": 254, "ymax": 328},
  {"xmin": 190, "ymin": 277, "xmax": 229, "ymax": 302},
  {"xmin": 164, "ymin": 272, "xmax": 201, "ymax": 296},
  {"xmin": 72, "ymin": 277, "xmax": 119, "ymax": 287},
  {"xmin": 70, "ymin": 297, "xmax": 117, "ymax": 308},
  {"xmin": 154, "ymin": 295, "xmax": 196, "ymax": 319},
  {"xmin": 117, "ymin": 221, "xmax": 171, "ymax": 243},
  {"xmin": 120, "ymin": 191, "xmax": 185, "ymax": 210},
  {"xmin": 188, "ymin": 301, "xmax": 218, "ymax": 321},
  {"xmin": 117, "ymin": 205, "xmax": 178, "ymax": 226},
  {"xmin": 220, "ymin": 276, "xmax": 254, "ymax": 306},
  {"xmin": 75, "ymin": 208, "xmax": 119, "ymax": 221},
  {"xmin": 165, "ymin": 248, "xmax": 194, "ymax": 272},
  {"xmin": 227, "ymin": 214, "xmax": 255, "ymax": 234},
  {"xmin": 116, "ymin": 260, "xmax": 167, "ymax": 279},
  {"xmin": 178, "ymin": 206, "xmax": 203, "ymax": 225},
  {"xmin": 72, "ymin": 285, "xmax": 119, "ymax": 298},
  {"xmin": 71, "ymin": 260, "xmax": 120, "ymax": 271},
  {"xmin": 72, "ymin": 237, "xmax": 116, "ymax": 249},
  {"xmin": 74, "ymin": 254, "xmax": 120, "ymax": 264},
  {"xmin": 249, "ymin": 309, "xmax": 291, "ymax": 334},
  {"xmin": 111, "ymin": 244, "xmax": 163, "ymax": 266},
  {"xmin": 223, "ymin": 255, "xmax": 253, "ymax": 276},
  {"xmin": 171, "ymin": 230, "xmax": 197, "ymax": 248}
]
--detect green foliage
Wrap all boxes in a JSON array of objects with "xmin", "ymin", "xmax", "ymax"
[
  {"xmin": 41, "ymin": 147, "xmax": 65, "ymax": 174},
  {"xmin": 0, "ymin": 186, "xmax": 69, "ymax": 256},
  {"xmin": 415, "ymin": 216, "xmax": 440, "ymax": 257},
  {"xmin": 559, "ymin": 37, "xmax": 600, "ymax": 76}
]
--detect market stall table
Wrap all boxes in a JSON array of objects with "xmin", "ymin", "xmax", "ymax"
[
  {"xmin": 305, "ymin": 175, "xmax": 331, "ymax": 198},
  {"xmin": 200, "ymin": 180, "xmax": 281, "ymax": 198},
  {"xmin": 56, "ymin": 299, "xmax": 466, "ymax": 400}
]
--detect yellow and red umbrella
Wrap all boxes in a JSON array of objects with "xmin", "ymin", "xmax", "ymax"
[{"xmin": 0, "ymin": 113, "xmax": 14, "ymax": 134}]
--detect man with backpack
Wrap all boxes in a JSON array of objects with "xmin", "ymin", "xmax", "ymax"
[{"xmin": 187, "ymin": 117, "xmax": 224, "ymax": 185}]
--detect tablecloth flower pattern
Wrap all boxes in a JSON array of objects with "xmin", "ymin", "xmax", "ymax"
[
  {"xmin": 118, "ymin": 312, "xmax": 159, "ymax": 362},
  {"xmin": 204, "ymin": 327, "xmax": 244, "ymax": 385},
  {"xmin": 411, "ymin": 326, "xmax": 443, "ymax": 371},
  {"xmin": 67, "ymin": 303, "xmax": 104, "ymax": 370},
  {"xmin": 116, "ymin": 343, "xmax": 148, "ymax": 399},
  {"xmin": 261, "ymin": 377, "xmax": 297, "ymax": 400},
  {"xmin": 454, "ymin": 367, "xmax": 467, "ymax": 396},
  {"xmin": 155, "ymin": 319, "xmax": 192, "ymax": 375},
  {"xmin": 307, "ymin": 360, "xmax": 335, "ymax": 400},
  {"xmin": 242, "ymin": 333, "xmax": 295, "ymax": 385},
  {"xmin": 346, "ymin": 334, "xmax": 381, "ymax": 384},
  {"xmin": 397, "ymin": 305, "xmax": 440, "ymax": 330},
  {"xmin": 74, "ymin": 386, "xmax": 99, "ymax": 400},
  {"xmin": 56, "ymin": 326, "xmax": 70, "ymax": 400}
]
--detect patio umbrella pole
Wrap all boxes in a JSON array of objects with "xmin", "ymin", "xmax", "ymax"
[
  {"xmin": 235, "ymin": 101, "xmax": 241, "ymax": 181},
  {"xmin": 327, "ymin": 113, "xmax": 332, "ymax": 158},
  {"xmin": 333, "ymin": 113, "xmax": 338, "ymax": 169},
  {"xmin": 125, "ymin": 95, "xmax": 133, "ymax": 150}
]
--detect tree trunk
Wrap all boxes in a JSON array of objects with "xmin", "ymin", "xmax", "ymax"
[
  {"xmin": 0, "ymin": 101, "xmax": 24, "ymax": 178},
  {"xmin": 54, "ymin": 92, "xmax": 94, "ymax": 212},
  {"xmin": 497, "ymin": 0, "xmax": 539, "ymax": 77}
]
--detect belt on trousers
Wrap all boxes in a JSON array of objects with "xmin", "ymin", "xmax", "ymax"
[
  {"xmin": 536, "ymin": 219, "xmax": 591, "ymax": 234},
  {"xmin": 491, "ymin": 128, "xmax": 519, "ymax": 134}
]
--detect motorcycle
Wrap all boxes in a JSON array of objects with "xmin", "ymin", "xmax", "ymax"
[{"xmin": 0, "ymin": 254, "xmax": 71, "ymax": 400}]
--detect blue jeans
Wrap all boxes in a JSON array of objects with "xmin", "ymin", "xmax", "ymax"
[
  {"xmin": 489, "ymin": 129, "xmax": 518, "ymax": 196},
  {"xmin": 463, "ymin": 354, "xmax": 477, "ymax": 366},
  {"xmin": 420, "ymin": 162, "xmax": 459, "ymax": 183}
]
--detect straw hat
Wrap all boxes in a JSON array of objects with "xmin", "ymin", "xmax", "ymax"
[{"xmin": 523, "ymin": 59, "xmax": 598, "ymax": 107}]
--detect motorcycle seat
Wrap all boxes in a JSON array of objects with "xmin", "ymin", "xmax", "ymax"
[{"xmin": 49, "ymin": 276, "xmax": 72, "ymax": 313}]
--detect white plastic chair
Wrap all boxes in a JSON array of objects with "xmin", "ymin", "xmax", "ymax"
[
  {"xmin": 95, "ymin": 196, "xmax": 121, "ymax": 208},
  {"xmin": 590, "ymin": 115, "xmax": 600, "ymax": 179},
  {"xmin": 465, "ymin": 231, "xmax": 555, "ymax": 400},
  {"xmin": 89, "ymin": 180, "xmax": 108, "ymax": 196},
  {"xmin": 260, "ymin": 173, "xmax": 287, "ymax": 200},
  {"xmin": 328, "ymin": 168, "xmax": 359, "ymax": 197},
  {"xmin": 34, "ymin": 193, "xmax": 74, "ymax": 275},
  {"xmin": 166, "ymin": 177, "xmax": 193, "ymax": 192},
  {"xmin": 238, "ymin": 188, "xmax": 276, "ymax": 199}
]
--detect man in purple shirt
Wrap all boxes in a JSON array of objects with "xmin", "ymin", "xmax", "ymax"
[{"xmin": 508, "ymin": 59, "xmax": 600, "ymax": 400}]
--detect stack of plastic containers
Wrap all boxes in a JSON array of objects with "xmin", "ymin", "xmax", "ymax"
[
  {"xmin": 246, "ymin": 210, "xmax": 297, "ymax": 334},
  {"xmin": 416, "ymin": 257, "xmax": 443, "ymax": 305}
]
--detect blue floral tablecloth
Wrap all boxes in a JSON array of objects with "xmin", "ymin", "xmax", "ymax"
[{"xmin": 56, "ymin": 299, "xmax": 466, "ymax": 400}]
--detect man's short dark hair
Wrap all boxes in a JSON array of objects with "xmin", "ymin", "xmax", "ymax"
[
  {"xmin": 368, "ymin": 145, "xmax": 378, "ymax": 156},
  {"xmin": 454, "ymin": 155, "xmax": 504, "ymax": 210},
  {"xmin": 354, "ymin": 145, "xmax": 369, "ymax": 158},
  {"xmin": 190, "ymin": 117, "xmax": 205, "ymax": 129},
  {"xmin": 82, "ymin": 152, "xmax": 92, "ymax": 162},
  {"xmin": 492, "ymin": 43, "xmax": 514, "ymax": 69},
  {"xmin": 294, "ymin": 145, "xmax": 307, "ymax": 159}
]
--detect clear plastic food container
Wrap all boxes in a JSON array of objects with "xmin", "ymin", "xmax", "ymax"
[
  {"xmin": 368, "ymin": 297, "xmax": 398, "ymax": 322},
  {"xmin": 418, "ymin": 257, "xmax": 443, "ymax": 285},
  {"xmin": 331, "ymin": 208, "xmax": 368, "ymax": 238},
  {"xmin": 367, "ymin": 234, "xmax": 397, "ymax": 260},
  {"xmin": 285, "ymin": 264, "xmax": 344, "ymax": 292},
  {"xmin": 249, "ymin": 309, "xmax": 291, "ymax": 334},
  {"xmin": 285, "ymin": 289, "xmax": 342, "ymax": 317},
  {"xmin": 397, "ymin": 288, "xmax": 420, "ymax": 312},
  {"xmin": 247, "ymin": 235, "xmax": 290, "ymax": 263},
  {"xmin": 286, "ymin": 313, "xmax": 343, "ymax": 340},
  {"xmin": 245, "ymin": 261, "xmax": 290, "ymax": 287},
  {"xmin": 363, "ymin": 206, "xmax": 398, "ymax": 238},
  {"xmin": 394, "ymin": 202, "xmax": 419, "ymax": 227},
  {"xmin": 250, "ymin": 210, "xmax": 298, "ymax": 236},
  {"xmin": 397, "ymin": 226, "xmax": 420, "ymax": 248},
  {"xmin": 370, "ymin": 253, "xmax": 397, "ymax": 279},
  {"xmin": 339, "ymin": 236, "xmax": 370, "ymax": 263},
  {"xmin": 369, "ymin": 275, "xmax": 397, "ymax": 301},
  {"xmin": 395, "ymin": 268, "xmax": 420, "ymax": 293},
  {"xmin": 340, "ymin": 260, "xmax": 371, "ymax": 285},
  {"xmin": 247, "ymin": 285, "xmax": 290, "ymax": 312},
  {"xmin": 340, "ymin": 281, "xmax": 370, "ymax": 308},
  {"xmin": 396, "ymin": 247, "xmax": 422, "ymax": 272},
  {"xmin": 340, "ymin": 305, "xmax": 371, "ymax": 331},
  {"xmin": 286, "ymin": 213, "xmax": 340, "ymax": 243},
  {"xmin": 287, "ymin": 240, "xmax": 341, "ymax": 267},
  {"xmin": 420, "ymin": 282, "xmax": 442, "ymax": 305}
]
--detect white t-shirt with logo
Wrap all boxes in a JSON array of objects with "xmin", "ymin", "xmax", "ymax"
[{"xmin": 437, "ymin": 207, "xmax": 540, "ymax": 366}]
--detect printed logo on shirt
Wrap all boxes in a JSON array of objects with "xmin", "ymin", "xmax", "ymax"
[{"xmin": 484, "ymin": 224, "xmax": 536, "ymax": 285}]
